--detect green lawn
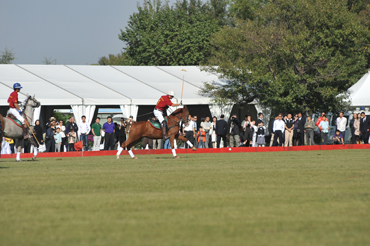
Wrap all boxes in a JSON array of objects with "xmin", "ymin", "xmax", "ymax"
[{"xmin": 0, "ymin": 150, "xmax": 369, "ymax": 246}]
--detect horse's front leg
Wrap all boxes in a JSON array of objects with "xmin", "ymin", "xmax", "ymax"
[
  {"xmin": 170, "ymin": 135, "xmax": 178, "ymax": 158},
  {"xmin": 178, "ymin": 135, "xmax": 196, "ymax": 151}
]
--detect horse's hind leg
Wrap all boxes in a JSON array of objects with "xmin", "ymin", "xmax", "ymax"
[
  {"xmin": 170, "ymin": 135, "xmax": 178, "ymax": 158},
  {"xmin": 178, "ymin": 135, "xmax": 196, "ymax": 151}
]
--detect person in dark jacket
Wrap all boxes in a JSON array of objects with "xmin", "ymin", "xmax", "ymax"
[
  {"xmin": 216, "ymin": 114, "xmax": 228, "ymax": 148},
  {"xmin": 298, "ymin": 112, "xmax": 306, "ymax": 146},
  {"xmin": 65, "ymin": 117, "xmax": 78, "ymax": 135},
  {"xmin": 360, "ymin": 112, "xmax": 370, "ymax": 144},
  {"xmin": 45, "ymin": 120, "xmax": 55, "ymax": 152},
  {"xmin": 228, "ymin": 114, "xmax": 240, "ymax": 147}
]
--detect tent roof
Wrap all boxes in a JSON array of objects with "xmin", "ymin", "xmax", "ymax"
[
  {"xmin": 0, "ymin": 65, "xmax": 222, "ymax": 106},
  {"xmin": 348, "ymin": 71, "xmax": 370, "ymax": 107}
]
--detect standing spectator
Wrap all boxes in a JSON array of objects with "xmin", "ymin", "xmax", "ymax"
[
  {"xmin": 304, "ymin": 116, "xmax": 315, "ymax": 145},
  {"xmin": 65, "ymin": 117, "xmax": 78, "ymax": 136},
  {"xmin": 45, "ymin": 120, "xmax": 56, "ymax": 152},
  {"xmin": 298, "ymin": 112, "xmax": 306, "ymax": 146},
  {"xmin": 201, "ymin": 116, "xmax": 212, "ymax": 148},
  {"xmin": 293, "ymin": 114, "xmax": 300, "ymax": 146},
  {"xmin": 318, "ymin": 115, "xmax": 330, "ymax": 145},
  {"xmin": 336, "ymin": 112, "xmax": 347, "ymax": 142},
  {"xmin": 243, "ymin": 116, "xmax": 253, "ymax": 147},
  {"xmin": 315, "ymin": 112, "xmax": 326, "ymax": 145},
  {"xmin": 58, "ymin": 120, "xmax": 66, "ymax": 152},
  {"xmin": 360, "ymin": 112, "xmax": 370, "ymax": 144},
  {"xmin": 103, "ymin": 116, "xmax": 115, "ymax": 150},
  {"xmin": 54, "ymin": 126, "xmax": 62, "ymax": 152},
  {"xmin": 117, "ymin": 118, "xmax": 126, "ymax": 147},
  {"xmin": 251, "ymin": 121, "xmax": 258, "ymax": 147},
  {"xmin": 91, "ymin": 117, "xmax": 102, "ymax": 151},
  {"xmin": 210, "ymin": 116, "xmax": 217, "ymax": 148},
  {"xmin": 269, "ymin": 115, "xmax": 279, "ymax": 147},
  {"xmin": 193, "ymin": 116, "xmax": 198, "ymax": 148},
  {"xmin": 350, "ymin": 113, "xmax": 360, "ymax": 144},
  {"xmin": 332, "ymin": 130, "xmax": 344, "ymax": 145},
  {"xmin": 273, "ymin": 114, "xmax": 285, "ymax": 146},
  {"xmin": 5, "ymin": 138, "xmax": 15, "ymax": 154},
  {"xmin": 197, "ymin": 127, "xmax": 206, "ymax": 148},
  {"xmin": 182, "ymin": 115, "xmax": 195, "ymax": 148},
  {"xmin": 284, "ymin": 113, "xmax": 294, "ymax": 147},
  {"xmin": 79, "ymin": 115, "xmax": 91, "ymax": 151},
  {"xmin": 67, "ymin": 127, "xmax": 77, "ymax": 151},
  {"xmin": 216, "ymin": 114, "xmax": 228, "ymax": 148},
  {"xmin": 353, "ymin": 113, "xmax": 361, "ymax": 144},
  {"xmin": 228, "ymin": 114, "xmax": 240, "ymax": 147},
  {"xmin": 257, "ymin": 113, "xmax": 264, "ymax": 124},
  {"xmin": 163, "ymin": 138, "xmax": 171, "ymax": 149},
  {"xmin": 256, "ymin": 121, "xmax": 266, "ymax": 147},
  {"xmin": 34, "ymin": 120, "xmax": 44, "ymax": 149}
]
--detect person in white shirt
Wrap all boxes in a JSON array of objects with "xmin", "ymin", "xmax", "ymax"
[
  {"xmin": 182, "ymin": 115, "xmax": 195, "ymax": 148},
  {"xmin": 336, "ymin": 112, "xmax": 347, "ymax": 142},
  {"xmin": 251, "ymin": 120, "xmax": 258, "ymax": 147},
  {"xmin": 79, "ymin": 115, "xmax": 91, "ymax": 151},
  {"xmin": 273, "ymin": 114, "xmax": 285, "ymax": 146}
]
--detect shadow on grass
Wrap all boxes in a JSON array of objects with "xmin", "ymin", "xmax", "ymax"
[{"xmin": 0, "ymin": 166, "xmax": 10, "ymax": 168}]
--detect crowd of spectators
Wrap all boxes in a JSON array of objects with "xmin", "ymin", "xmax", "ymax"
[{"xmin": 2, "ymin": 110, "xmax": 370, "ymax": 154}]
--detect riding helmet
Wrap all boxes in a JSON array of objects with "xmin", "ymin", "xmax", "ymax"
[{"xmin": 13, "ymin": 83, "xmax": 23, "ymax": 90}]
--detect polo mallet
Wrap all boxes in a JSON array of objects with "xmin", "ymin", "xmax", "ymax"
[{"xmin": 181, "ymin": 69, "xmax": 186, "ymax": 105}]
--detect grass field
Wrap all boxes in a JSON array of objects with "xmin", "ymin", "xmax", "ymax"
[{"xmin": 0, "ymin": 150, "xmax": 369, "ymax": 246}]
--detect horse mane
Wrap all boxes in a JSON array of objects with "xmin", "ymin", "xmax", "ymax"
[{"xmin": 170, "ymin": 108, "xmax": 184, "ymax": 116}]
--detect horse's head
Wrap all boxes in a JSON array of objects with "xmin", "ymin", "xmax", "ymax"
[{"xmin": 24, "ymin": 94, "xmax": 41, "ymax": 108}]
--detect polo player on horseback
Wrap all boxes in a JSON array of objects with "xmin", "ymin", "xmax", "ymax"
[
  {"xmin": 8, "ymin": 83, "xmax": 27, "ymax": 135},
  {"xmin": 153, "ymin": 91, "xmax": 181, "ymax": 140}
]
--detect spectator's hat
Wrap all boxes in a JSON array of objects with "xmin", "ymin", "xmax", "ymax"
[{"xmin": 167, "ymin": 91, "xmax": 175, "ymax": 97}]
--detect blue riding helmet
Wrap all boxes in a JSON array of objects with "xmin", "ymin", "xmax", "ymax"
[{"xmin": 13, "ymin": 83, "xmax": 23, "ymax": 89}]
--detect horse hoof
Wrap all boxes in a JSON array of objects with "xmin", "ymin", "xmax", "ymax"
[
  {"xmin": 132, "ymin": 157, "xmax": 138, "ymax": 159},
  {"xmin": 174, "ymin": 156, "xmax": 179, "ymax": 159},
  {"xmin": 32, "ymin": 157, "xmax": 36, "ymax": 161},
  {"xmin": 116, "ymin": 155, "xmax": 120, "ymax": 160},
  {"xmin": 192, "ymin": 147, "xmax": 197, "ymax": 151}
]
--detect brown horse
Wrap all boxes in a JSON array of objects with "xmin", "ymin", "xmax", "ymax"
[{"xmin": 116, "ymin": 106, "xmax": 196, "ymax": 159}]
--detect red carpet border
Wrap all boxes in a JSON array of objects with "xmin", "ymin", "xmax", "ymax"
[{"xmin": 1, "ymin": 144, "xmax": 370, "ymax": 159}]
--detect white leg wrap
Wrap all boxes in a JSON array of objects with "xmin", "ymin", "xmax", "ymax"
[
  {"xmin": 172, "ymin": 148, "xmax": 177, "ymax": 157},
  {"xmin": 128, "ymin": 149, "xmax": 135, "ymax": 158},
  {"xmin": 186, "ymin": 140, "xmax": 193, "ymax": 148},
  {"xmin": 16, "ymin": 152, "xmax": 21, "ymax": 161},
  {"xmin": 117, "ymin": 147, "xmax": 123, "ymax": 156},
  {"xmin": 34, "ymin": 148, "xmax": 38, "ymax": 157}
]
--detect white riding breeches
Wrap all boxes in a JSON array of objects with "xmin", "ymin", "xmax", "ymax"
[
  {"xmin": 153, "ymin": 109, "xmax": 164, "ymax": 124},
  {"xmin": 8, "ymin": 108, "xmax": 25, "ymax": 124}
]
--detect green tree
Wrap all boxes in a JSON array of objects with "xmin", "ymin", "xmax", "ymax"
[
  {"xmin": 118, "ymin": 0, "xmax": 226, "ymax": 65},
  {"xmin": 202, "ymin": 0, "xmax": 370, "ymax": 113},
  {"xmin": 0, "ymin": 47, "xmax": 15, "ymax": 64},
  {"xmin": 98, "ymin": 52, "xmax": 132, "ymax": 65}
]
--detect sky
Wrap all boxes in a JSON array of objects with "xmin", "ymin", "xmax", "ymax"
[{"xmin": 0, "ymin": 0, "xmax": 177, "ymax": 65}]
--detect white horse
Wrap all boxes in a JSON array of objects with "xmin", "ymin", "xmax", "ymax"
[{"xmin": 0, "ymin": 95, "xmax": 41, "ymax": 161}]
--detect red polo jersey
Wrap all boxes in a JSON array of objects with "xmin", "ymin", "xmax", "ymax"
[
  {"xmin": 155, "ymin": 95, "xmax": 173, "ymax": 111},
  {"xmin": 8, "ymin": 91, "xmax": 18, "ymax": 108}
]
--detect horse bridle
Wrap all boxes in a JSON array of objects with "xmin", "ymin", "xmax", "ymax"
[{"xmin": 167, "ymin": 107, "xmax": 189, "ymax": 128}]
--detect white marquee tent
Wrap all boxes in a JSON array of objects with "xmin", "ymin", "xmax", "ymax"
[
  {"xmin": 0, "ymin": 64, "xmax": 237, "ymax": 127},
  {"xmin": 348, "ymin": 70, "xmax": 370, "ymax": 108}
]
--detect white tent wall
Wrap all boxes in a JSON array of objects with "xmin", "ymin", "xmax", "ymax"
[
  {"xmin": 71, "ymin": 105, "xmax": 96, "ymax": 136},
  {"xmin": 33, "ymin": 106, "xmax": 41, "ymax": 124},
  {"xmin": 120, "ymin": 105, "xmax": 139, "ymax": 121},
  {"xmin": 209, "ymin": 104, "xmax": 234, "ymax": 121}
]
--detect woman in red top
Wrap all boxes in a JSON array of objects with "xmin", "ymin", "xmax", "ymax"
[{"xmin": 153, "ymin": 91, "xmax": 181, "ymax": 139}]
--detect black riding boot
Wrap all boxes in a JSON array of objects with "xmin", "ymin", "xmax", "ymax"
[{"xmin": 161, "ymin": 122, "xmax": 169, "ymax": 140}]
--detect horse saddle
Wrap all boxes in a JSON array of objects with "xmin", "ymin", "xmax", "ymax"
[
  {"xmin": 149, "ymin": 117, "xmax": 168, "ymax": 129},
  {"xmin": 6, "ymin": 114, "xmax": 22, "ymax": 127}
]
